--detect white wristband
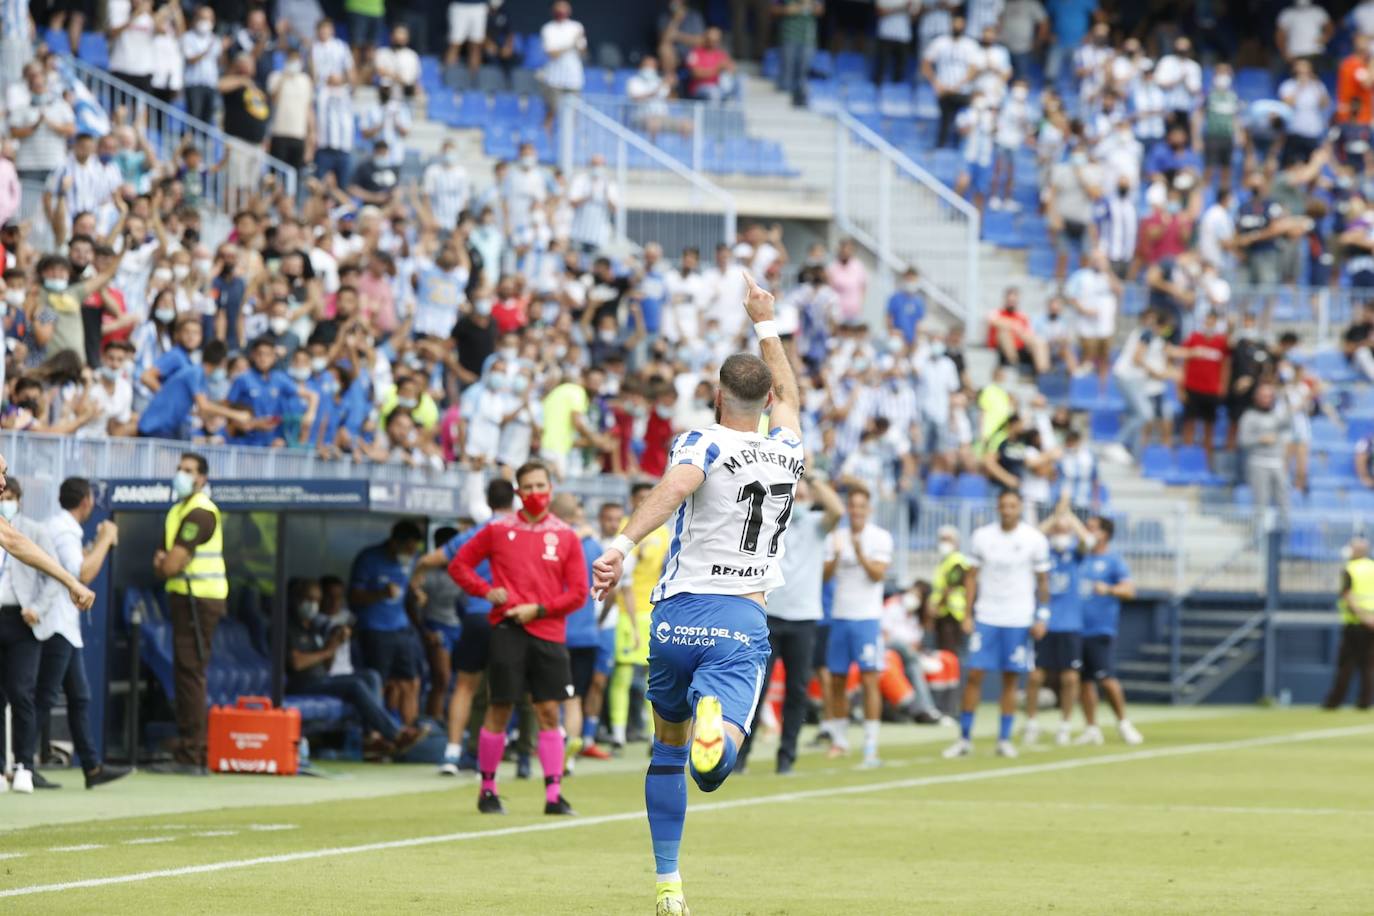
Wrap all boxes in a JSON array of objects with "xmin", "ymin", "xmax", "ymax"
[
  {"xmin": 753, "ymin": 320, "xmax": 779, "ymax": 340},
  {"xmin": 1035, "ymin": 606, "xmax": 1051, "ymax": 623},
  {"xmin": 609, "ymin": 534, "xmax": 636, "ymax": 558}
]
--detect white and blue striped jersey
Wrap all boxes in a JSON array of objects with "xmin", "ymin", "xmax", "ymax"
[
  {"xmin": 315, "ymin": 85, "xmax": 355, "ymax": 152},
  {"xmin": 652, "ymin": 423, "xmax": 806, "ymax": 604}
]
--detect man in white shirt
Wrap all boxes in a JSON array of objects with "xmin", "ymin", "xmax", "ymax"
[
  {"xmin": 736, "ymin": 475, "xmax": 842, "ymax": 774},
  {"xmin": 181, "ymin": 7, "xmax": 221, "ymax": 125},
  {"xmin": 422, "ymin": 141, "xmax": 471, "ymax": 231},
  {"xmin": 374, "ymin": 24, "xmax": 421, "ymax": 99},
  {"xmin": 8, "ymin": 64, "xmax": 75, "ymax": 183},
  {"xmin": 266, "ymin": 47, "xmax": 314, "ymax": 174},
  {"xmin": 1197, "ymin": 186, "xmax": 1236, "ymax": 272},
  {"xmin": 664, "ymin": 246, "xmax": 710, "ymax": 343},
  {"xmin": 76, "ymin": 341, "xmax": 135, "ymax": 437},
  {"xmin": 31, "ymin": 477, "xmax": 131, "ymax": 788},
  {"xmin": 914, "ymin": 334, "xmax": 963, "ymax": 462},
  {"xmin": 1277, "ymin": 0, "xmax": 1332, "ymax": 66},
  {"xmin": 923, "ymin": 16, "xmax": 983, "ymax": 148},
  {"xmin": 823, "ymin": 485, "xmax": 894, "ymax": 767},
  {"xmin": 944, "ymin": 488, "xmax": 1050, "ymax": 759},
  {"xmin": 539, "ymin": 1, "xmax": 587, "ymax": 131},
  {"xmin": 1064, "ymin": 250, "xmax": 1120, "ymax": 383}
]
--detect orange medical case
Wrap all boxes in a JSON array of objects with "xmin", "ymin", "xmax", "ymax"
[{"xmin": 207, "ymin": 696, "xmax": 301, "ymax": 775}]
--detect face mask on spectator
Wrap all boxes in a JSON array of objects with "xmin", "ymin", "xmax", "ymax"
[
  {"xmin": 1012, "ymin": 85, "xmax": 1028, "ymax": 102},
  {"xmin": 311, "ymin": 356, "xmax": 328, "ymax": 373},
  {"xmin": 937, "ymin": 539, "xmax": 957, "ymax": 558},
  {"xmin": 520, "ymin": 155, "xmax": 537, "ymax": 169},
  {"xmin": 153, "ymin": 268, "xmax": 173, "ymax": 284},
  {"xmin": 500, "ymin": 345, "xmax": 518, "ymax": 361},
  {"xmin": 270, "ymin": 317, "xmax": 290, "ymax": 336},
  {"xmin": 44, "ymin": 277, "xmax": 68, "ymax": 292},
  {"xmin": 99, "ymin": 364, "xmax": 121, "ymax": 382},
  {"xmin": 474, "ymin": 298, "xmax": 493, "ymax": 316},
  {"xmin": 289, "ymin": 365, "xmax": 310, "ymax": 381},
  {"xmin": 443, "ymin": 150, "xmax": 460, "ymax": 166},
  {"xmin": 486, "ymin": 375, "xmax": 507, "ymax": 392},
  {"xmin": 298, "ymin": 600, "xmax": 319, "ymax": 621},
  {"xmin": 396, "ymin": 396, "xmax": 419, "ymax": 408},
  {"xmin": 1051, "ymin": 534, "xmax": 1073, "ymax": 552},
  {"xmin": 173, "ymin": 264, "xmax": 191, "ymax": 281},
  {"xmin": 655, "ymin": 404, "xmax": 673, "ymax": 420},
  {"xmin": 930, "ymin": 341, "xmax": 946, "ymax": 357},
  {"xmin": 553, "ymin": 344, "xmax": 568, "ymax": 359},
  {"xmin": 171, "ymin": 470, "xmax": 195, "ymax": 500},
  {"xmin": 902, "ymin": 280, "xmax": 919, "ymax": 293},
  {"xmin": 598, "ymin": 329, "xmax": 617, "ymax": 343},
  {"xmin": 0, "ymin": 499, "xmax": 16, "ymax": 522},
  {"xmin": 1214, "ymin": 74, "xmax": 1232, "ymax": 91},
  {"xmin": 285, "ymin": 58, "xmax": 303, "ymax": 74},
  {"xmin": 512, "ymin": 375, "xmax": 529, "ymax": 394},
  {"xmin": 4, "ymin": 289, "xmax": 23, "ymax": 308},
  {"xmin": 196, "ymin": 18, "xmax": 212, "ymax": 34},
  {"xmin": 195, "ymin": 258, "xmax": 213, "ymax": 275},
  {"xmin": 154, "ymin": 306, "xmax": 176, "ymax": 324},
  {"xmin": 211, "ymin": 367, "xmax": 228, "ymax": 383}
]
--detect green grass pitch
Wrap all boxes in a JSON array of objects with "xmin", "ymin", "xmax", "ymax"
[{"xmin": 2, "ymin": 707, "xmax": 1373, "ymax": 914}]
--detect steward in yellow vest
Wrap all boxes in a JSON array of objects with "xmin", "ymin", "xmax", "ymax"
[
  {"xmin": 151, "ymin": 453, "xmax": 229, "ymax": 771},
  {"xmin": 930, "ymin": 525, "xmax": 970, "ymax": 652},
  {"xmin": 1325, "ymin": 541, "xmax": 1374, "ymax": 709}
]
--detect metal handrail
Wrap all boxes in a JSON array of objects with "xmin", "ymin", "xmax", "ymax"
[
  {"xmin": 1167, "ymin": 526, "xmax": 1267, "ymax": 694},
  {"xmin": 560, "ymin": 95, "xmax": 737, "ymax": 244},
  {"xmin": 1176, "ymin": 609, "xmax": 1267, "ymax": 686},
  {"xmin": 65, "ymin": 56, "xmax": 298, "ymax": 202},
  {"xmin": 833, "ymin": 110, "xmax": 980, "ymax": 329}
]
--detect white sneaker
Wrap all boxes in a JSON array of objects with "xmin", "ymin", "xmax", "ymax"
[
  {"xmin": 859, "ymin": 754, "xmax": 882, "ymax": 769},
  {"xmin": 11, "ymin": 765, "xmax": 33, "ymax": 794},
  {"xmin": 0, "ymin": 771, "xmax": 8, "ymax": 793},
  {"xmin": 1054, "ymin": 724, "xmax": 1073, "ymax": 747},
  {"xmin": 1105, "ymin": 443, "xmax": 1134, "ymax": 466},
  {"xmin": 995, "ymin": 740, "xmax": 1019, "ymax": 758},
  {"xmin": 942, "ymin": 739, "xmax": 973, "ymax": 759},
  {"xmin": 1074, "ymin": 725, "xmax": 1104, "ymax": 746},
  {"xmin": 989, "ymin": 197, "xmax": 1005, "ymax": 211},
  {"xmin": 1003, "ymin": 199, "xmax": 1023, "ymax": 213},
  {"xmin": 1118, "ymin": 720, "xmax": 1144, "ymax": 745},
  {"xmin": 1022, "ymin": 719, "xmax": 1042, "ymax": 746}
]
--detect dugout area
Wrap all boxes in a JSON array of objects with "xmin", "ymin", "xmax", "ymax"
[{"xmin": 70, "ymin": 478, "xmax": 452, "ymax": 770}]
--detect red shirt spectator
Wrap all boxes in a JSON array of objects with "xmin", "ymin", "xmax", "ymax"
[
  {"xmin": 1136, "ymin": 210, "xmax": 1192, "ymax": 266},
  {"xmin": 605, "ymin": 404, "xmax": 640, "ymax": 475},
  {"xmin": 448, "ymin": 510, "xmax": 589, "ymax": 643},
  {"xmin": 639, "ymin": 409, "xmax": 675, "ymax": 477},
  {"xmin": 1337, "ymin": 49, "xmax": 1374, "ymax": 125},
  {"xmin": 98, "ymin": 286, "xmax": 133, "ymax": 345},
  {"xmin": 1182, "ymin": 328, "xmax": 1230, "ymax": 395},
  {"xmin": 491, "ymin": 294, "xmax": 529, "ymax": 333},
  {"xmin": 985, "ymin": 306, "xmax": 1030, "ymax": 350}
]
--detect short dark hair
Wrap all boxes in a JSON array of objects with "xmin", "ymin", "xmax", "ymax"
[
  {"xmin": 998, "ymin": 488, "xmax": 1023, "ymax": 504},
  {"xmin": 847, "ymin": 483, "xmax": 871, "ymax": 502},
  {"xmin": 515, "ymin": 459, "xmax": 551, "ymax": 487},
  {"xmin": 4, "ymin": 476, "xmax": 22, "ymax": 499},
  {"xmin": 58, "ymin": 477, "xmax": 91, "ymax": 510},
  {"xmin": 434, "ymin": 526, "xmax": 458, "ymax": 548},
  {"xmin": 181, "ymin": 452, "xmax": 209, "ymax": 476},
  {"xmin": 1092, "ymin": 515, "xmax": 1115, "ymax": 541},
  {"xmin": 390, "ymin": 519, "xmax": 425, "ymax": 544},
  {"xmin": 320, "ymin": 574, "xmax": 344, "ymax": 591},
  {"xmin": 718, "ymin": 353, "xmax": 772, "ymax": 408},
  {"xmin": 487, "ymin": 478, "xmax": 516, "ymax": 510},
  {"xmin": 204, "ymin": 339, "xmax": 229, "ymax": 366},
  {"xmin": 102, "ymin": 339, "xmax": 135, "ymax": 356},
  {"xmin": 250, "ymin": 335, "xmax": 275, "ymax": 352}
]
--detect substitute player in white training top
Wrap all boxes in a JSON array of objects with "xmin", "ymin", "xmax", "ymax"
[{"xmin": 592, "ymin": 273, "xmax": 803, "ymax": 916}]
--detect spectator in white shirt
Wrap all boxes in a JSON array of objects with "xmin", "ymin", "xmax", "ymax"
[
  {"xmin": 1277, "ymin": 0, "xmax": 1332, "ymax": 67},
  {"xmin": 8, "ymin": 64, "xmax": 75, "ymax": 183},
  {"xmin": 311, "ymin": 18, "xmax": 355, "ymax": 87},
  {"xmin": 267, "ymin": 47, "xmax": 315, "ymax": 175},
  {"xmin": 1279, "ymin": 58, "xmax": 1330, "ymax": 163},
  {"xmin": 626, "ymin": 55, "xmax": 677, "ymax": 135},
  {"xmin": 1197, "ymin": 186, "xmax": 1236, "ymax": 273},
  {"xmin": 991, "ymin": 80, "xmax": 1032, "ymax": 211},
  {"xmin": 181, "ymin": 6, "xmax": 222, "ymax": 125},
  {"xmin": 922, "ymin": 15, "xmax": 982, "ymax": 148},
  {"xmin": 106, "ymin": 0, "xmax": 156, "ymax": 93},
  {"xmin": 375, "ymin": 24, "xmax": 422, "ymax": 100},
  {"xmin": 360, "ymin": 89, "xmax": 413, "ymax": 169},
  {"xmin": 149, "ymin": 5, "xmax": 186, "ymax": 106},
  {"xmin": 974, "ymin": 25, "xmax": 1012, "ymax": 103},
  {"xmin": 76, "ymin": 341, "xmax": 137, "ymax": 437},
  {"xmin": 539, "ymin": 1, "xmax": 587, "ymax": 131},
  {"xmin": 1065, "ymin": 250, "xmax": 1121, "ymax": 383},
  {"xmin": 422, "ymin": 141, "xmax": 471, "ymax": 232}
]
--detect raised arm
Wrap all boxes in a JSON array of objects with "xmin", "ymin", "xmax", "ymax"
[{"xmin": 743, "ymin": 271, "xmax": 800, "ymax": 438}]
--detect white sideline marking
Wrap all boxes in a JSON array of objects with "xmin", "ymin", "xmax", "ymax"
[
  {"xmin": 2, "ymin": 723, "xmax": 1371, "ymax": 900},
  {"xmin": 190, "ymin": 831, "xmax": 236, "ymax": 838},
  {"xmin": 46, "ymin": 845, "xmax": 103, "ymax": 853},
  {"xmin": 246, "ymin": 824, "xmax": 298, "ymax": 832},
  {"xmin": 122, "ymin": 837, "xmax": 176, "ymax": 846},
  {"xmin": 0, "ymin": 853, "xmax": 25, "ymax": 861}
]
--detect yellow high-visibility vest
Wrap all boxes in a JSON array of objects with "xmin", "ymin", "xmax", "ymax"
[
  {"xmin": 932, "ymin": 551, "xmax": 969, "ymax": 622},
  {"xmin": 1338, "ymin": 557, "xmax": 1374, "ymax": 625},
  {"xmin": 164, "ymin": 491, "xmax": 229, "ymax": 600}
]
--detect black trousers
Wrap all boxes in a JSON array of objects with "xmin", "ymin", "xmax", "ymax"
[
  {"xmin": 873, "ymin": 38, "xmax": 908, "ymax": 84},
  {"xmin": 936, "ymin": 92, "xmax": 970, "ymax": 148},
  {"xmin": 184, "ymin": 85, "xmax": 218, "ymax": 125},
  {"xmin": 35, "ymin": 633, "xmax": 99, "ymax": 771},
  {"xmin": 0, "ymin": 605, "xmax": 42, "ymax": 770},
  {"xmin": 1324, "ymin": 624, "xmax": 1374, "ymax": 709},
  {"xmin": 738, "ymin": 617, "xmax": 816, "ymax": 770}
]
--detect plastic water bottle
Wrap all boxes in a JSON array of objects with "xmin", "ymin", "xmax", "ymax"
[
  {"xmin": 298, "ymin": 736, "xmax": 311, "ymax": 769},
  {"xmin": 1278, "ymin": 689, "xmax": 1292, "ymax": 708}
]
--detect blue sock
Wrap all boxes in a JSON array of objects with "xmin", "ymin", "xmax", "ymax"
[
  {"xmin": 645, "ymin": 741, "xmax": 689, "ymax": 876},
  {"xmin": 582, "ymin": 715, "xmax": 599, "ymax": 742},
  {"xmin": 999, "ymin": 714, "xmax": 1014, "ymax": 742},
  {"xmin": 959, "ymin": 711, "xmax": 974, "ymax": 740},
  {"xmin": 689, "ymin": 733, "xmax": 738, "ymax": 794}
]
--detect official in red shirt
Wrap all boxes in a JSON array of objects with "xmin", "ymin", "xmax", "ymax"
[
  {"xmin": 449, "ymin": 459, "xmax": 588, "ymax": 816},
  {"xmin": 1180, "ymin": 310, "xmax": 1231, "ymax": 469}
]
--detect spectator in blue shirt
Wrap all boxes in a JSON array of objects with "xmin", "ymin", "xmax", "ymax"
[
  {"xmin": 227, "ymin": 336, "xmax": 295, "ymax": 447},
  {"xmin": 137, "ymin": 340, "xmax": 250, "ymax": 439},
  {"xmin": 349, "ymin": 520, "xmax": 427, "ymax": 725},
  {"xmin": 210, "ymin": 245, "xmax": 247, "ymax": 350},
  {"xmin": 1143, "ymin": 125, "xmax": 1203, "ymax": 186},
  {"xmin": 139, "ymin": 315, "xmax": 202, "ymax": 397},
  {"xmin": 885, "ymin": 267, "xmax": 926, "ymax": 345},
  {"xmin": 550, "ymin": 490, "xmax": 604, "ymax": 762},
  {"xmin": 1076, "ymin": 516, "xmax": 1143, "ymax": 746}
]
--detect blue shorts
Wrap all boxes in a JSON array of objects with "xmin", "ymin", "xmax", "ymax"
[
  {"xmin": 425, "ymin": 620, "xmax": 463, "ymax": 654},
  {"xmin": 647, "ymin": 593, "xmax": 771, "ymax": 734},
  {"xmin": 963, "ymin": 161, "xmax": 993, "ymax": 196},
  {"xmin": 1035, "ymin": 631, "xmax": 1083, "ymax": 673},
  {"xmin": 968, "ymin": 621, "xmax": 1033, "ymax": 673},
  {"xmin": 825, "ymin": 618, "xmax": 884, "ymax": 674},
  {"xmin": 595, "ymin": 625, "xmax": 617, "ymax": 676},
  {"xmin": 1081, "ymin": 634, "xmax": 1117, "ymax": 682}
]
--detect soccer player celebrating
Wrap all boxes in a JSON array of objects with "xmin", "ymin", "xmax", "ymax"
[
  {"xmin": 1076, "ymin": 516, "xmax": 1143, "ymax": 746},
  {"xmin": 591, "ymin": 273, "xmax": 802, "ymax": 916},
  {"xmin": 822, "ymin": 485, "xmax": 893, "ymax": 767},
  {"xmin": 1024, "ymin": 498, "xmax": 1088, "ymax": 747},
  {"xmin": 449, "ymin": 461, "xmax": 590, "ymax": 815},
  {"xmin": 944, "ymin": 489, "xmax": 1050, "ymax": 760}
]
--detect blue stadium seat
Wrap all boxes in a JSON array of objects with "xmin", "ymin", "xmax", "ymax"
[
  {"xmin": 762, "ymin": 48, "xmax": 780, "ymax": 79},
  {"xmin": 1090, "ymin": 409, "xmax": 1121, "ymax": 441},
  {"xmin": 809, "ymin": 50, "xmax": 835, "ymax": 79},
  {"xmin": 954, "ymin": 474, "xmax": 989, "ymax": 500},
  {"xmin": 1140, "ymin": 445, "xmax": 1171, "ymax": 480},
  {"xmin": 455, "ymin": 91, "xmax": 491, "ymax": 128},
  {"xmin": 1164, "ymin": 445, "xmax": 1223, "ymax": 486},
  {"xmin": 523, "ymin": 34, "xmax": 548, "ymax": 70},
  {"xmin": 1233, "ymin": 485, "xmax": 1253, "ymax": 506},
  {"xmin": 491, "ymin": 93, "xmax": 523, "ymax": 122},
  {"xmin": 583, "ymin": 69, "xmax": 612, "ymax": 95},
  {"xmin": 1311, "ymin": 418, "xmax": 1346, "ymax": 446},
  {"xmin": 878, "ymin": 84, "xmax": 914, "ymax": 118},
  {"xmin": 1027, "ymin": 246, "xmax": 1057, "ymax": 279}
]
